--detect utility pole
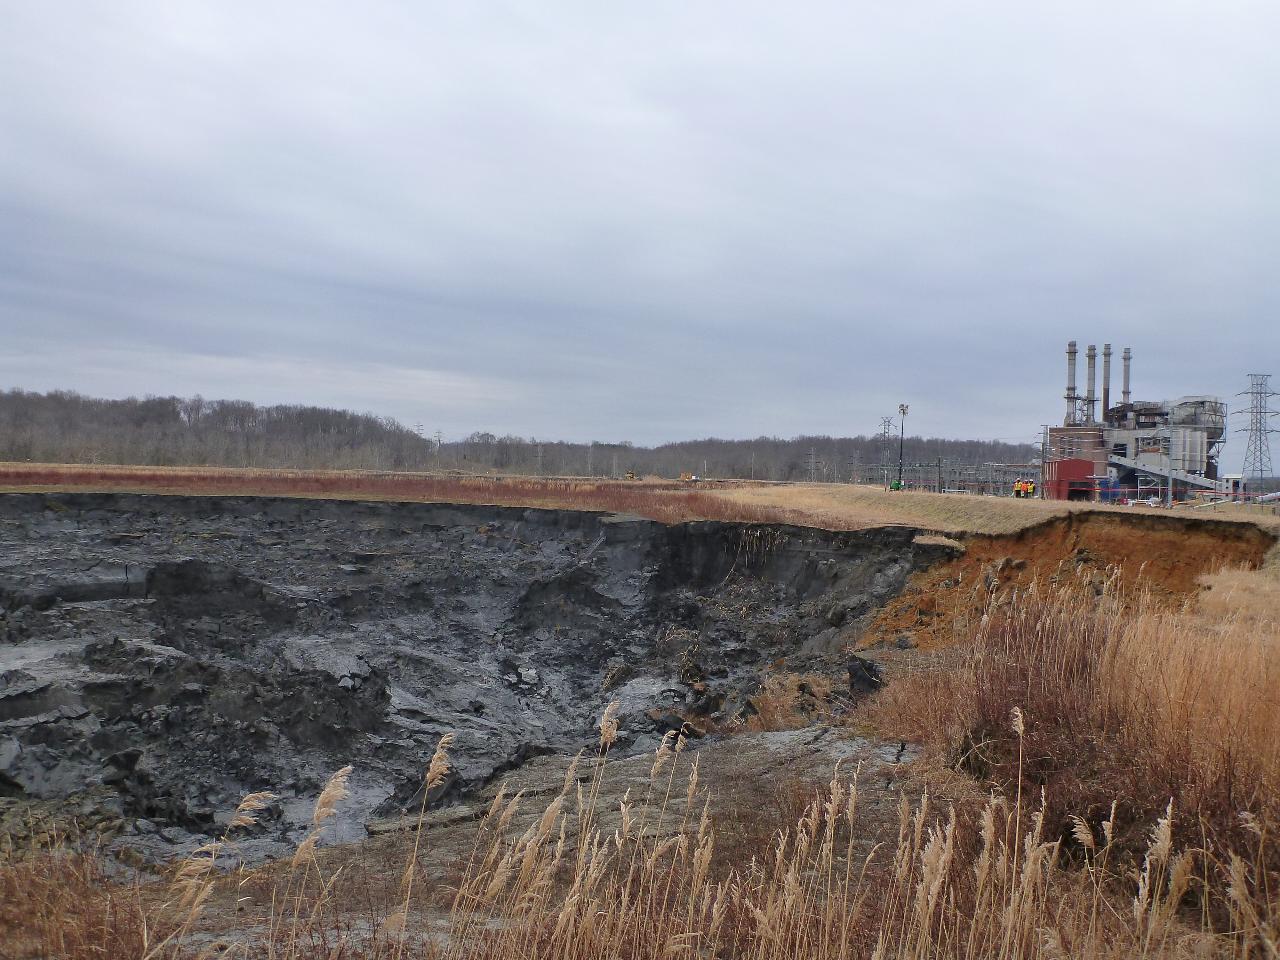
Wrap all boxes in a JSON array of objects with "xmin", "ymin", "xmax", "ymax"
[
  {"xmin": 936, "ymin": 456, "xmax": 943, "ymax": 493},
  {"xmin": 434, "ymin": 431, "xmax": 442, "ymax": 468},
  {"xmin": 536, "ymin": 442, "xmax": 544, "ymax": 475},
  {"xmin": 807, "ymin": 447, "xmax": 819, "ymax": 483},
  {"xmin": 587, "ymin": 443, "xmax": 593, "ymax": 477},
  {"xmin": 897, "ymin": 404, "xmax": 909, "ymax": 487}
]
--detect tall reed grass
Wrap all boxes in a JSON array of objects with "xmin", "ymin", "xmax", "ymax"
[
  {"xmin": 962, "ymin": 576, "xmax": 1280, "ymax": 859},
  {"xmin": 5, "ymin": 699, "xmax": 1277, "ymax": 958},
  {"xmin": 866, "ymin": 569, "xmax": 1280, "ymax": 936}
]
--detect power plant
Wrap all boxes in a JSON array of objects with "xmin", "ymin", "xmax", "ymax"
[{"xmin": 1042, "ymin": 341, "xmax": 1232, "ymax": 501}]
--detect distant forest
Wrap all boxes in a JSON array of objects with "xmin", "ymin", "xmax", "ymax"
[
  {"xmin": 0, "ymin": 390, "xmax": 431, "ymax": 471},
  {"xmin": 0, "ymin": 389, "xmax": 1040, "ymax": 481}
]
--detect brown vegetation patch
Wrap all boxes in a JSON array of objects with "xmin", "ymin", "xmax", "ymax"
[{"xmin": 864, "ymin": 573, "xmax": 1280, "ymax": 887}]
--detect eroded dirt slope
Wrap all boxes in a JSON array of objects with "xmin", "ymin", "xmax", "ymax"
[{"xmin": 860, "ymin": 511, "xmax": 1275, "ymax": 650}]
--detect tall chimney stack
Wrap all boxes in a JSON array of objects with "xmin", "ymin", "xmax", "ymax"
[
  {"xmin": 1086, "ymin": 344, "xmax": 1098, "ymax": 424},
  {"xmin": 1122, "ymin": 347, "xmax": 1132, "ymax": 405},
  {"xmin": 1065, "ymin": 341, "xmax": 1079, "ymax": 424},
  {"xmin": 1102, "ymin": 343, "xmax": 1112, "ymax": 420}
]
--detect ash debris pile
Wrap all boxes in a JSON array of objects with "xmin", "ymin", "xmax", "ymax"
[{"xmin": 0, "ymin": 493, "xmax": 950, "ymax": 857}]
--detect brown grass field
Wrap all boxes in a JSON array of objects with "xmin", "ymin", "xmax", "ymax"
[
  {"xmin": 3, "ymin": 461, "xmax": 1276, "ymax": 535},
  {"xmin": 4, "ymin": 462, "xmax": 1280, "ymax": 956}
]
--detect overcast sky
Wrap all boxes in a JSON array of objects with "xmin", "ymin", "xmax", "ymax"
[{"xmin": 1, "ymin": 3, "xmax": 1276, "ymax": 460}]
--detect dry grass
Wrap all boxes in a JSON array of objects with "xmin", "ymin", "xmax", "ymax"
[
  {"xmin": 1106, "ymin": 595, "xmax": 1280, "ymax": 814},
  {"xmin": 1189, "ymin": 499, "xmax": 1280, "ymax": 531},
  {"xmin": 1199, "ymin": 565, "xmax": 1280, "ymax": 624},
  {"xmin": 8, "ymin": 461, "xmax": 1275, "ymax": 536},
  {"xmin": 714, "ymin": 481, "xmax": 1280, "ymax": 535},
  {"xmin": 738, "ymin": 672, "xmax": 842, "ymax": 732},
  {"xmin": 0, "ymin": 846, "xmax": 154, "ymax": 959},
  {"xmin": 5, "ymin": 714, "xmax": 1277, "ymax": 959},
  {"xmin": 0, "ymin": 463, "xmax": 801, "ymax": 526},
  {"xmin": 714, "ymin": 482, "xmax": 1076, "ymax": 533},
  {"xmin": 869, "ymin": 570, "xmax": 1280, "ymax": 886}
]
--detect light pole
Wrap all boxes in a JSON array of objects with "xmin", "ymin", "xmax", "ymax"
[{"xmin": 897, "ymin": 404, "xmax": 909, "ymax": 487}]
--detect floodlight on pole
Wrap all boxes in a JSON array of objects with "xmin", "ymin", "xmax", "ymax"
[{"xmin": 897, "ymin": 404, "xmax": 909, "ymax": 487}]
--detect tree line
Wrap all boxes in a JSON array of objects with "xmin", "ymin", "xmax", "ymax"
[
  {"xmin": 443, "ymin": 432, "xmax": 1039, "ymax": 482},
  {"xmin": 0, "ymin": 389, "xmax": 1041, "ymax": 479},
  {"xmin": 0, "ymin": 389, "xmax": 434, "ymax": 470}
]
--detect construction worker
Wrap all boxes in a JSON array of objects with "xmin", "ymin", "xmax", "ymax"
[
  {"xmin": 1027, "ymin": 480, "xmax": 1036, "ymax": 498},
  {"xmin": 1013, "ymin": 479, "xmax": 1022, "ymax": 498}
]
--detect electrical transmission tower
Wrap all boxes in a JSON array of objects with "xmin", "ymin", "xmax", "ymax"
[
  {"xmin": 878, "ymin": 417, "xmax": 893, "ymax": 489},
  {"xmin": 1238, "ymin": 374, "xmax": 1279, "ymax": 492},
  {"xmin": 806, "ymin": 447, "xmax": 821, "ymax": 483}
]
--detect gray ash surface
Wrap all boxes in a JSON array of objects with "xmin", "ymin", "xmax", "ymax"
[{"xmin": 0, "ymin": 493, "xmax": 951, "ymax": 859}]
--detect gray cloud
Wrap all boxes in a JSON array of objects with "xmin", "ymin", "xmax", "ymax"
[{"xmin": 1, "ymin": 2, "xmax": 1277, "ymax": 460}]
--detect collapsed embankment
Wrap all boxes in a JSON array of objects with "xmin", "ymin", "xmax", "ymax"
[
  {"xmin": 861, "ymin": 510, "xmax": 1276, "ymax": 649},
  {"xmin": 0, "ymin": 493, "xmax": 1270, "ymax": 861},
  {"xmin": 0, "ymin": 492, "xmax": 952, "ymax": 859}
]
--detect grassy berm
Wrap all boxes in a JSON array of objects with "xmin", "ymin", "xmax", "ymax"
[{"xmin": 2, "ymin": 480, "xmax": 1278, "ymax": 957}]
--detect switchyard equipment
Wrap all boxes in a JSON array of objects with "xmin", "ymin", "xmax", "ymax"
[{"xmin": 1043, "ymin": 341, "xmax": 1231, "ymax": 502}]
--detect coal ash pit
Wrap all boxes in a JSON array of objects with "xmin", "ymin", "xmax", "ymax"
[{"xmin": 0, "ymin": 492, "xmax": 953, "ymax": 857}]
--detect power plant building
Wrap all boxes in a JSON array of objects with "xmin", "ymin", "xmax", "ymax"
[{"xmin": 1043, "ymin": 342, "xmax": 1229, "ymax": 501}]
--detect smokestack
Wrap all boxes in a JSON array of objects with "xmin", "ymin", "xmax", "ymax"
[
  {"xmin": 1122, "ymin": 347, "xmax": 1132, "ymax": 405},
  {"xmin": 1086, "ymin": 344, "xmax": 1097, "ymax": 424},
  {"xmin": 1065, "ymin": 340, "xmax": 1079, "ymax": 424},
  {"xmin": 1102, "ymin": 343, "xmax": 1112, "ymax": 420}
]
